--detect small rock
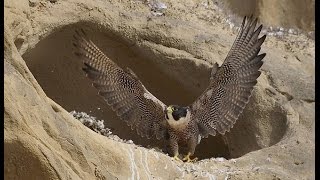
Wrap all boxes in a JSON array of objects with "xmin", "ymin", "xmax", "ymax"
[
  {"xmin": 261, "ymin": 29, "xmax": 267, "ymax": 34},
  {"xmin": 29, "ymin": 0, "xmax": 39, "ymax": 7},
  {"xmin": 252, "ymin": 166, "xmax": 260, "ymax": 171},
  {"xmin": 268, "ymin": 32, "xmax": 275, "ymax": 36},
  {"xmin": 276, "ymin": 31, "xmax": 284, "ymax": 36},
  {"xmin": 148, "ymin": 0, "xmax": 167, "ymax": 16},
  {"xmin": 229, "ymin": 23, "xmax": 234, "ymax": 29},
  {"xmin": 288, "ymin": 28, "xmax": 295, "ymax": 34},
  {"xmin": 307, "ymin": 31, "xmax": 315, "ymax": 39},
  {"xmin": 201, "ymin": 1, "xmax": 209, "ymax": 8},
  {"xmin": 215, "ymin": 157, "xmax": 226, "ymax": 162}
]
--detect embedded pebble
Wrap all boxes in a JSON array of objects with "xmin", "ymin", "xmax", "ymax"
[
  {"xmin": 288, "ymin": 28, "xmax": 294, "ymax": 34},
  {"xmin": 215, "ymin": 157, "xmax": 226, "ymax": 162},
  {"xmin": 148, "ymin": 0, "xmax": 167, "ymax": 16},
  {"xmin": 276, "ymin": 31, "xmax": 284, "ymax": 36}
]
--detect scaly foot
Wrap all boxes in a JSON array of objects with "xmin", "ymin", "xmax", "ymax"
[
  {"xmin": 182, "ymin": 153, "xmax": 198, "ymax": 163},
  {"xmin": 172, "ymin": 155, "xmax": 183, "ymax": 163}
]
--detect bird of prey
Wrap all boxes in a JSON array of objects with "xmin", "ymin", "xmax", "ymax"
[{"xmin": 72, "ymin": 15, "xmax": 266, "ymax": 162}]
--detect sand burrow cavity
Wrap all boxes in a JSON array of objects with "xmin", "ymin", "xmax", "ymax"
[{"xmin": 23, "ymin": 22, "xmax": 287, "ymax": 160}]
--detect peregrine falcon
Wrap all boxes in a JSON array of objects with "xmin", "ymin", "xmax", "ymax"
[{"xmin": 72, "ymin": 15, "xmax": 266, "ymax": 162}]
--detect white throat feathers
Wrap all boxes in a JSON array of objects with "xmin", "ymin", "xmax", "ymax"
[{"xmin": 166, "ymin": 107, "xmax": 191, "ymax": 128}]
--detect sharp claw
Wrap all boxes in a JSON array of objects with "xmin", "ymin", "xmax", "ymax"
[
  {"xmin": 182, "ymin": 153, "xmax": 198, "ymax": 163},
  {"xmin": 172, "ymin": 155, "xmax": 183, "ymax": 163}
]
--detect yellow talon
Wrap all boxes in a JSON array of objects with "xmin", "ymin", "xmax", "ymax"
[
  {"xmin": 172, "ymin": 155, "xmax": 183, "ymax": 163},
  {"xmin": 182, "ymin": 152, "xmax": 198, "ymax": 163}
]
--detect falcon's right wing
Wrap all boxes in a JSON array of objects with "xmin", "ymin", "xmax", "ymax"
[
  {"xmin": 73, "ymin": 30, "xmax": 168, "ymax": 140},
  {"xmin": 190, "ymin": 16, "xmax": 266, "ymax": 137}
]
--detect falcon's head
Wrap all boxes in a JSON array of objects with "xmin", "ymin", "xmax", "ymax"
[{"xmin": 165, "ymin": 105, "xmax": 189, "ymax": 123}]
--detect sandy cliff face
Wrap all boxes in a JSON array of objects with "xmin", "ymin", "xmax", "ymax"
[
  {"xmin": 218, "ymin": 0, "xmax": 314, "ymax": 33},
  {"xmin": 4, "ymin": 0, "xmax": 314, "ymax": 179}
]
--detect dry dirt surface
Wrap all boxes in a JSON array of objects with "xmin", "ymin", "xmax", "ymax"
[{"xmin": 4, "ymin": 0, "xmax": 314, "ymax": 179}]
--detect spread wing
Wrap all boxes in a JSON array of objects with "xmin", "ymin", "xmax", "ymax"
[
  {"xmin": 191, "ymin": 16, "xmax": 266, "ymax": 137},
  {"xmin": 72, "ymin": 30, "xmax": 168, "ymax": 140}
]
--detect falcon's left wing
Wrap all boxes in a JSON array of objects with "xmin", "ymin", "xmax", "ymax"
[{"xmin": 190, "ymin": 16, "xmax": 266, "ymax": 137}]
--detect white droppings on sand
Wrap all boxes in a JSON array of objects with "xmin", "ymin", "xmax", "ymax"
[
  {"xmin": 127, "ymin": 147, "xmax": 140, "ymax": 180},
  {"xmin": 139, "ymin": 149, "xmax": 152, "ymax": 180}
]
